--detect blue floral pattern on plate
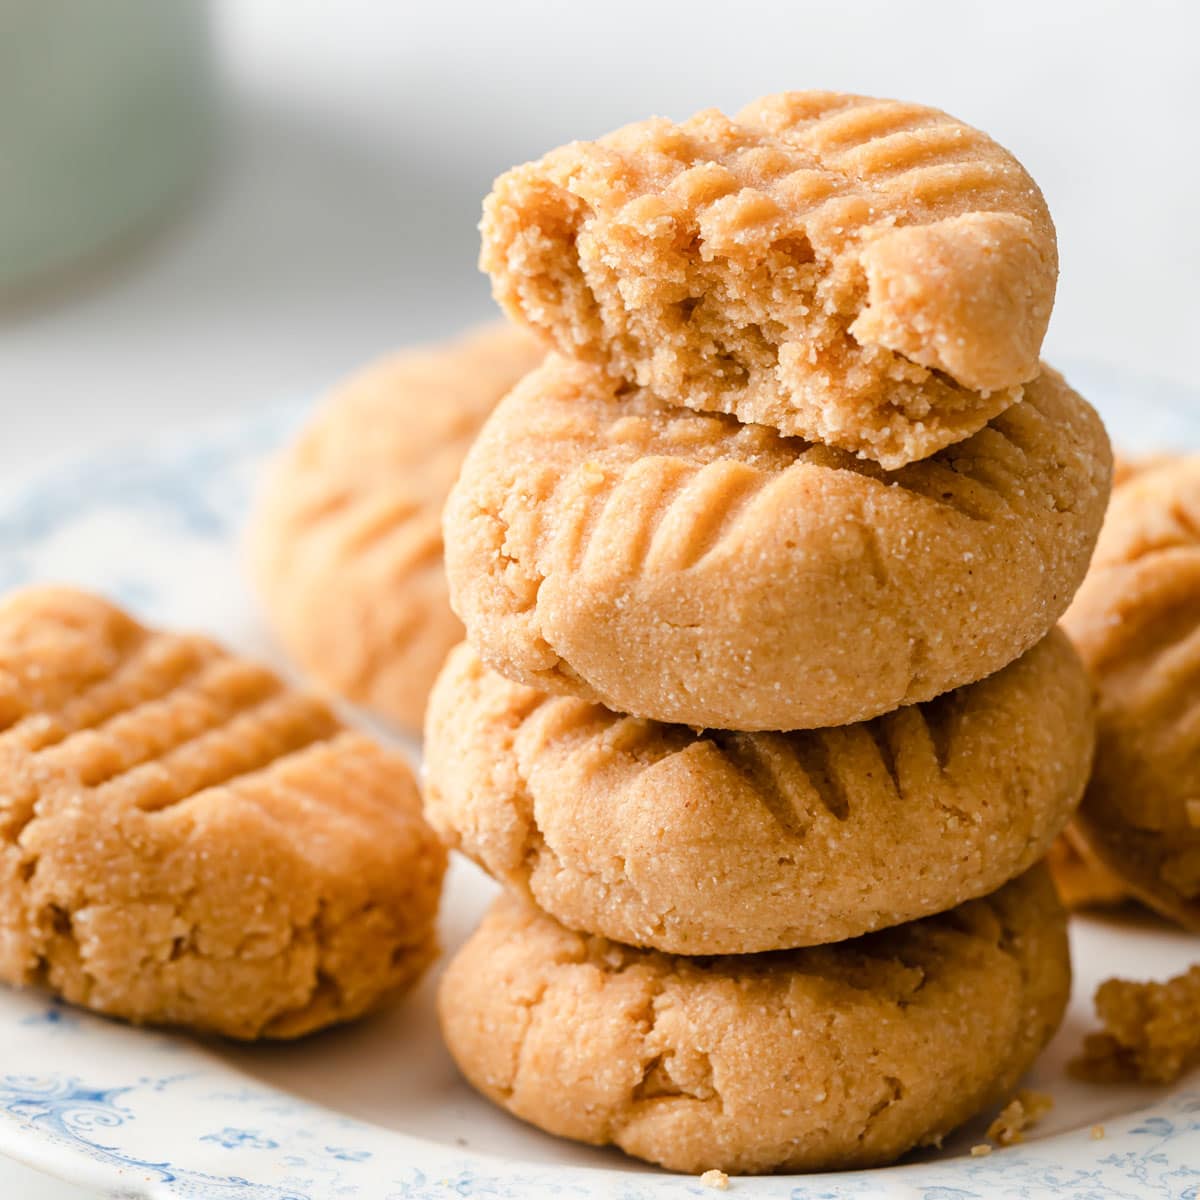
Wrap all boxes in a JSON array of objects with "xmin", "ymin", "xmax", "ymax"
[{"xmin": 0, "ymin": 378, "xmax": 1197, "ymax": 1198}]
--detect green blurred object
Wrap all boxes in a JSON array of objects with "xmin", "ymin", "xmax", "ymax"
[{"xmin": 0, "ymin": 0, "xmax": 215, "ymax": 293}]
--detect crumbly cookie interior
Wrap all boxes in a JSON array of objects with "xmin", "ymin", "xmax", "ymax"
[{"xmin": 483, "ymin": 94, "xmax": 1056, "ymax": 467}]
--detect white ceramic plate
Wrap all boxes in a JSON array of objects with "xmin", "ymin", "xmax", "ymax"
[{"xmin": 0, "ymin": 365, "xmax": 1198, "ymax": 1199}]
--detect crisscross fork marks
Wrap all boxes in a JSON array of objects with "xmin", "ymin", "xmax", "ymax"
[
  {"xmin": 92, "ymin": 690, "xmax": 340, "ymax": 812},
  {"xmin": 898, "ymin": 698, "xmax": 958, "ymax": 779},
  {"xmin": 864, "ymin": 719, "xmax": 901, "ymax": 799},
  {"xmin": 370, "ymin": 507, "xmax": 444, "ymax": 575},
  {"xmin": 329, "ymin": 490, "xmax": 424, "ymax": 558},
  {"xmin": 574, "ymin": 457, "xmax": 694, "ymax": 576},
  {"xmin": 893, "ymin": 459, "xmax": 1012, "ymax": 523},
  {"xmin": 832, "ymin": 122, "xmax": 986, "ymax": 180},
  {"xmin": 713, "ymin": 730, "xmax": 850, "ymax": 832},
  {"xmin": 645, "ymin": 460, "xmax": 768, "ymax": 571},
  {"xmin": 710, "ymin": 732, "xmax": 813, "ymax": 840},
  {"xmin": 510, "ymin": 693, "xmax": 612, "ymax": 762},
  {"xmin": 988, "ymin": 396, "xmax": 1053, "ymax": 460},
  {"xmin": 0, "ymin": 634, "xmax": 221, "ymax": 755},
  {"xmin": 287, "ymin": 482, "xmax": 356, "ymax": 534},
  {"xmin": 34, "ymin": 657, "xmax": 285, "ymax": 790},
  {"xmin": 797, "ymin": 99, "xmax": 948, "ymax": 156}
]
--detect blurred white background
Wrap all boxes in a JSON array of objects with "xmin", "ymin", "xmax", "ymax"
[
  {"xmin": 0, "ymin": 2, "xmax": 1197, "ymax": 1192},
  {"xmin": 2, "ymin": 0, "xmax": 1198, "ymax": 482}
]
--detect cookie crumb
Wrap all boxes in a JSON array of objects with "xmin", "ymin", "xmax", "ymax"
[
  {"xmin": 1090, "ymin": 1124, "xmax": 1105, "ymax": 1140},
  {"xmin": 969, "ymin": 1143, "xmax": 993, "ymax": 1157},
  {"xmin": 700, "ymin": 1168, "xmax": 730, "ymax": 1190},
  {"xmin": 1070, "ymin": 965, "xmax": 1200, "ymax": 1085},
  {"xmin": 986, "ymin": 1089, "xmax": 1054, "ymax": 1146}
]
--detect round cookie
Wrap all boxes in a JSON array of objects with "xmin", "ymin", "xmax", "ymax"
[
  {"xmin": 250, "ymin": 323, "xmax": 543, "ymax": 732},
  {"xmin": 0, "ymin": 587, "xmax": 446, "ymax": 1039},
  {"xmin": 444, "ymin": 355, "xmax": 1111, "ymax": 731},
  {"xmin": 425, "ymin": 634, "xmax": 1092, "ymax": 953},
  {"xmin": 439, "ymin": 867, "xmax": 1070, "ymax": 1175},
  {"xmin": 1062, "ymin": 456, "xmax": 1200, "ymax": 929},
  {"xmin": 482, "ymin": 91, "xmax": 1057, "ymax": 469}
]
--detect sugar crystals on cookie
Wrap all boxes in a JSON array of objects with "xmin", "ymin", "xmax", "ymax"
[{"xmin": 0, "ymin": 587, "xmax": 446, "ymax": 1039}]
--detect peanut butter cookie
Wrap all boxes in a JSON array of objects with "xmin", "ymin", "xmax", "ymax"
[
  {"xmin": 444, "ymin": 356, "xmax": 1110, "ymax": 731},
  {"xmin": 425, "ymin": 634, "xmax": 1091, "ymax": 953},
  {"xmin": 0, "ymin": 587, "xmax": 446, "ymax": 1038},
  {"xmin": 250, "ymin": 323, "xmax": 543, "ymax": 732},
  {"xmin": 1062, "ymin": 456, "xmax": 1200, "ymax": 929},
  {"xmin": 481, "ymin": 91, "xmax": 1056, "ymax": 468},
  {"xmin": 438, "ymin": 867, "xmax": 1070, "ymax": 1175}
]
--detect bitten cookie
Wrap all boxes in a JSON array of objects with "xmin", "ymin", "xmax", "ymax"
[
  {"xmin": 1062, "ymin": 456, "xmax": 1200, "ymax": 929},
  {"xmin": 444, "ymin": 356, "xmax": 1110, "ymax": 731},
  {"xmin": 439, "ymin": 868, "xmax": 1070, "ymax": 1175},
  {"xmin": 481, "ymin": 91, "xmax": 1057, "ymax": 468},
  {"xmin": 0, "ymin": 587, "xmax": 446, "ymax": 1038},
  {"xmin": 425, "ymin": 634, "xmax": 1091, "ymax": 953},
  {"xmin": 249, "ymin": 323, "xmax": 543, "ymax": 732}
]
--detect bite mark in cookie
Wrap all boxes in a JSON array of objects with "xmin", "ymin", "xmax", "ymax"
[{"xmin": 482, "ymin": 92, "xmax": 1057, "ymax": 467}]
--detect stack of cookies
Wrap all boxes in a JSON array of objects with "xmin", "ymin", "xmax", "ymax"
[{"xmin": 426, "ymin": 92, "xmax": 1113, "ymax": 1175}]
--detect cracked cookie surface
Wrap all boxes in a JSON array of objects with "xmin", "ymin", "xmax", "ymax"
[
  {"xmin": 438, "ymin": 867, "xmax": 1070, "ymax": 1175},
  {"xmin": 481, "ymin": 91, "xmax": 1056, "ymax": 468},
  {"xmin": 0, "ymin": 587, "xmax": 446, "ymax": 1038},
  {"xmin": 250, "ymin": 323, "xmax": 543, "ymax": 732},
  {"xmin": 444, "ymin": 355, "xmax": 1110, "ymax": 731},
  {"xmin": 425, "ymin": 636, "xmax": 1091, "ymax": 953},
  {"xmin": 1062, "ymin": 456, "xmax": 1200, "ymax": 929}
]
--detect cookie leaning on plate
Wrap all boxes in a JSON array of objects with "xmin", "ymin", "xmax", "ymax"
[
  {"xmin": 439, "ymin": 868, "xmax": 1070, "ymax": 1175},
  {"xmin": 1062, "ymin": 456, "xmax": 1200, "ymax": 929},
  {"xmin": 250, "ymin": 323, "xmax": 543, "ymax": 732},
  {"xmin": 482, "ymin": 91, "xmax": 1057, "ymax": 467},
  {"xmin": 1045, "ymin": 449, "xmax": 1173, "ymax": 912},
  {"xmin": 444, "ymin": 355, "xmax": 1110, "ymax": 731},
  {"xmin": 425, "ymin": 634, "xmax": 1091, "ymax": 953},
  {"xmin": 0, "ymin": 587, "xmax": 446, "ymax": 1039}
]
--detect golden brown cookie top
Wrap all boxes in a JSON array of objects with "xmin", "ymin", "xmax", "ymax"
[
  {"xmin": 444, "ymin": 355, "xmax": 1110, "ymax": 731},
  {"xmin": 482, "ymin": 91, "xmax": 1056, "ymax": 466},
  {"xmin": 249, "ymin": 323, "xmax": 543, "ymax": 731},
  {"xmin": 0, "ymin": 587, "xmax": 446, "ymax": 1038}
]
